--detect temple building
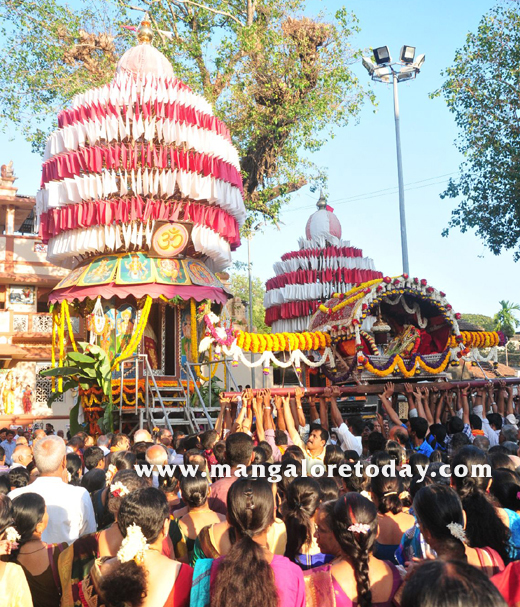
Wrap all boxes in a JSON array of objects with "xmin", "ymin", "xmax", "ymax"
[{"xmin": 0, "ymin": 163, "xmax": 82, "ymax": 427}]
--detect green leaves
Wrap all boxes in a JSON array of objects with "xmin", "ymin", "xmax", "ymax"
[
  {"xmin": 437, "ymin": 2, "xmax": 520, "ymax": 259},
  {"xmin": 37, "ymin": 340, "xmax": 114, "ymax": 429},
  {"xmin": 0, "ymin": 0, "xmax": 372, "ymax": 228}
]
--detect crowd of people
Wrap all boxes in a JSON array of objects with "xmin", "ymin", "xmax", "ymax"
[{"xmin": 0, "ymin": 382, "xmax": 520, "ymax": 607}]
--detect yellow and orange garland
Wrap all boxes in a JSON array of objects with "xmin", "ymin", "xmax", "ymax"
[
  {"xmin": 358, "ymin": 350, "xmax": 451, "ymax": 378},
  {"xmin": 318, "ymin": 279, "xmax": 383, "ymax": 315},
  {"xmin": 190, "ymin": 298, "xmax": 218, "ymax": 381},
  {"xmin": 51, "ymin": 300, "xmax": 79, "ymax": 391},
  {"xmin": 235, "ymin": 330, "xmax": 331, "ymax": 354},
  {"xmin": 447, "ymin": 331, "xmax": 500, "ymax": 349},
  {"xmin": 111, "ymin": 295, "xmax": 153, "ymax": 371}
]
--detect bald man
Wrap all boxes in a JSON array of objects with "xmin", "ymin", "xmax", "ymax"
[
  {"xmin": 134, "ymin": 429, "xmax": 152, "ymax": 443},
  {"xmin": 145, "ymin": 444, "xmax": 168, "ymax": 488},
  {"xmin": 33, "ymin": 429, "xmax": 47, "ymax": 445},
  {"xmin": 11, "ymin": 444, "xmax": 33, "ymax": 470}
]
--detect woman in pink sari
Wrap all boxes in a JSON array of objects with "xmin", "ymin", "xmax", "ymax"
[{"xmin": 304, "ymin": 493, "xmax": 401, "ymax": 607}]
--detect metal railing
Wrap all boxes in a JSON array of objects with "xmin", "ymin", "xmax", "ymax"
[
  {"xmin": 183, "ymin": 357, "xmax": 241, "ymax": 431},
  {"xmin": 118, "ymin": 354, "xmax": 173, "ymax": 434},
  {"xmin": 114, "ymin": 354, "xmax": 242, "ymax": 434}
]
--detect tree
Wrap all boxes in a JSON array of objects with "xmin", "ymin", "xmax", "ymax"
[
  {"xmin": 460, "ymin": 313, "xmax": 495, "ymax": 332},
  {"xmin": 494, "ymin": 300, "xmax": 520, "ymax": 338},
  {"xmin": 229, "ymin": 272, "xmax": 270, "ymax": 333},
  {"xmin": 434, "ymin": 2, "xmax": 520, "ymax": 259},
  {"xmin": 0, "ymin": 0, "xmax": 372, "ymax": 231}
]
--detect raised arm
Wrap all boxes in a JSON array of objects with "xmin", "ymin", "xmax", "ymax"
[
  {"xmin": 460, "ymin": 384, "xmax": 470, "ymax": 426},
  {"xmin": 329, "ymin": 386, "xmax": 344, "ymax": 429},
  {"xmin": 294, "ymin": 387, "xmax": 307, "ymax": 428},
  {"xmin": 215, "ymin": 396, "xmax": 226, "ymax": 438},
  {"xmin": 274, "ymin": 394, "xmax": 287, "ymax": 432},
  {"xmin": 282, "ymin": 393, "xmax": 299, "ymax": 441},
  {"xmin": 319, "ymin": 390, "xmax": 330, "ymax": 431},
  {"xmin": 380, "ymin": 382, "xmax": 401, "ymax": 427},
  {"xmin": 220, "ymin": 396, "xmax": 234, "ymax": 434},
  {"xmin": 497, "ymin": 381, "xmax": 506, "ymax": 417},
  {"xmin": 413, "ymin": 386, "xmax": 426, "ymax": 419},
  {"xmin": 434, "ymin": 391, "xmax": 445, "ymax": 424},
  {"xmin": 264, "ymin": 391, "xmax": 275, "ymax": 432},
  {"xmin": 403, "ymin": 383, "xmax": 417, "ymax": 417},
  {"xmin": 506, "ymin": 384, "xmax": 514, "ymax": 418},
  {"xmin": 423, "ymin": 387, "xmax": 435, "ymax": 426},
  {"xmin": 254, "ymin": 393, "xmax": 265, "ymax": 442}
]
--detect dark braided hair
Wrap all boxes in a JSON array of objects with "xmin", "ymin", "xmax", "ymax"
[
  {"xmin": 332, "ymin": 493, "xmax": 378, "ymax": 607},
  {"xmin": 11, "ymin": 492, "xmax": 46, "ymax": 556},
  {"xmin": 211, "ymin": 478, "xmax": 278, "ymax": 607},
  {"xmin": 451, "ymin": 446, "xmax": 510, "ymax": 562},
  {"xmin": 371, "ymin": 474, "xmax": 404, "ymax": 515},
  {"xmin": 283, "ymin": 477, "xmax": 321, "ymax": 561},
  {"xmin": 413, "ymin": 485, "xmax": 467, "ymax": 562}
]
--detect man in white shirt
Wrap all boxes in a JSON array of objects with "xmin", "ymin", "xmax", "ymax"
[
  {"xmin": 9, "ymin": 435, "xmax": 96, "ymax": 544},
  {"xmin": 282, "ymin": 393, "xmax": 328, "ymax": 473},
  {"xmin": 145, "ymin": 444, "xmax": 169, "ymax": 488},
  {"xmin": 96, "ymin": 435, "xmax": 110, "ymax": 457},
  {"xmin": 329, "ymin": 387, "xmax": 363, "ymax": 456},
  {"xmin": 10, "ymin": 444, "xmax": 33, "ymax": 470}
]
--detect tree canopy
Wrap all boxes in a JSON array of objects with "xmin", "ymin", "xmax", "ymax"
[
  {"xmin": 460, "ymin": 313, "xmax": 495, "ymax": 332},
  {"xmin": 435, "ymin": 2, "xmax": 520, "ymax": 259},
  {"xmin": 0, "ymin": 0, "xmax": 372, "ymax": 231},
  {"xmin": 494, "ymin": 299, "xmax": 520, "ymax": 337},
  {"xmin": 229, "ymin": 271, "xmax": 270, "ymax": 333}
]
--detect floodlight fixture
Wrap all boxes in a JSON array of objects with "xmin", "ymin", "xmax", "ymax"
[
  {"xmin": 373, "ymin": 46, "xmax": 391, "ymax": 65},
  {"xmin": 374, "ymin": 66, "xmax": 392, "ymax": 83},
  {"xmin": 397, "ymin": 66, "xmax": 416, "ymax": 82},
  {"xmin": 362, "ymin": 56, "xmax": 376, "ymax": 75},
  {"xmin": 400, "ymin": 45, "xmax": 416, "ymax": 64},
  {"xmin": 413, "ymin": 53, "xmax": 426, "ymax": 70}
]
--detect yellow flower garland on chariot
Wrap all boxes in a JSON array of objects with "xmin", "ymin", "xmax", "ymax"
[
  {"xmin": 112, "ymin": 295, "xmax": 153, "ymax": 371},
  {"xmin": 190, "ymin": 298, "xmax": 218, "ymax": 381}
]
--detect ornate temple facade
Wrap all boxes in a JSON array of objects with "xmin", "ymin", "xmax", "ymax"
[{"xmin": 0, "ymin": 163, "xmax": 82, "ymax": 427}]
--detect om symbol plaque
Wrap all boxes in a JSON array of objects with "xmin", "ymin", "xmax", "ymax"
[{"xmin": 152, "ymin": 223, "xmax": 189, "ymax": 258}]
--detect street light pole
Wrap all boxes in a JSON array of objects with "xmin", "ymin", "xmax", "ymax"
[
  {"xmin": 392, "ymin": 72, "xmax": 410, "ymax": 276},
  {"xmin": 363, "ymin": 46, "xmax": 425, "ymax": 277}
]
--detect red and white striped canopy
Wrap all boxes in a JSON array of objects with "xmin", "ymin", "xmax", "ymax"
[
  {"xmin": 36, "ymin": 31, "xmax": 246, "ymax": 273},
  {"xmin": 264, "ymin": 198, "xmax": 381, "ymax": 332}
]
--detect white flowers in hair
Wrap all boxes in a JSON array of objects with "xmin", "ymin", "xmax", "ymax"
[
  {"xmin": 117, "ymin": 524, "xmax": 148, "ymax": 564},
  {"xmin": 105, "ymin": 464, "xmax": 117, "ymax": 486},
  {"xmin": 110, "ymin": 482, "xmax": 130, "ymax": 498},
  {"xmin": 5, "ymin": 527, "xmax": 21, "ymax": 542},
  {"xmin": 348, "ymin": 523, "xmax": 371, "ymax": 534},
  {"xmin": 67, "ymin": 471, "xmax": 72, "ymax": 483},
  {"xmin": 446, "ymin": 522, "xmax": 467, "ymax": 543}
]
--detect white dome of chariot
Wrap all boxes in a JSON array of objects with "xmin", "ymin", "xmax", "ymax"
[
  {"xmin": 35, "ymin": 16, "xmax": 246, "ymax": 272},
  {"xmin": 304, "ymin": 191, "xmax": 342, "ymax": 245},
  {"xmin": 264, "ymin": 192, "xmax": 382, "ymax": 333},
  {"xmin": 116, "ymin": 43, "xmax": 175, "ymax": 79}
]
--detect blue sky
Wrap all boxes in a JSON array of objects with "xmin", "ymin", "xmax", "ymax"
[{"xmin": 1, "ymin": 0, "xmax": 518, "ymax": 318}]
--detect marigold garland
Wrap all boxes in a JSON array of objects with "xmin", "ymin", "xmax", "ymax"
[
  {"xmin": 190, "ymin": 298, "xmax": 218, "ymax": 381},
  {"xmin": 234, "ymin": 329, "xmax": 331, "ymax": 353},
  {"xmin": 447, "ymin": 331, "xmax": 500, "ymax": 349},
  {"xmin": 112, "ymin": 296, "xmax": 153, "ymax": 371},
  {"xmin": 62, "ymin": 300, "xmax": 78, "ymax": 353},
  {"xmin": 318, "ymin": 279, "xmax": 384, "ymax": 315},
  {"xmin": 358, "ymin": 350, "xmax": 451, "ymax": 378}
]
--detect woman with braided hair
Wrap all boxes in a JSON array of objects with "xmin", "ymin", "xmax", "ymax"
[
  {"xmin": 191, "ymin": 477, "xmax": 305, "ymax": 607},
  {"xmin": 304, "ymin": 493, "xmax": 402, "ymax": 607},
  {"xmin": 451, "ymin": 446, "xmax": 511, "ymax": 563}
]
